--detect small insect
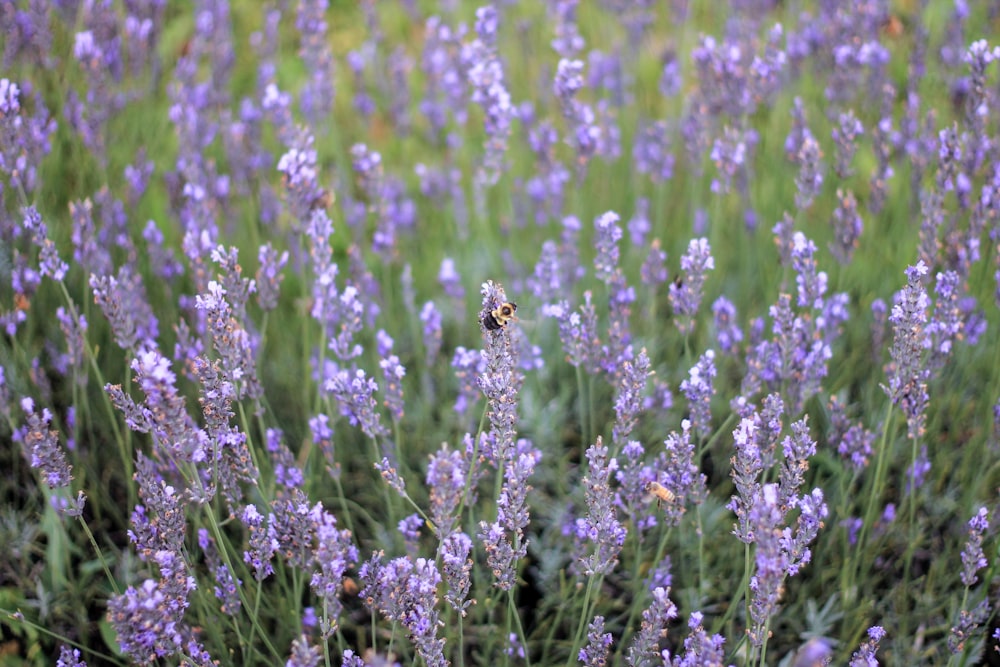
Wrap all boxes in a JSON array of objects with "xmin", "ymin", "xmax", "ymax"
[
  {"xmin": 483, "ymin": 301, "xmax": 518, "ymax": 331},
  {"xmin": 645, "ymin": 481, "xmax": 676, "ymax": 508}
]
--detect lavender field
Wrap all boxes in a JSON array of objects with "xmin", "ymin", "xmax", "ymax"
[{"xmin": 3, "ymin": 1, "xmax": 1000, "ymax": 665}]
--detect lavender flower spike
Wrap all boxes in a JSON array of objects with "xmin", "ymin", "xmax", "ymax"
[
  {"xmin": 576, "ymin": 436, "xmax": 626, "ymax": 576},
  {"xmin": 670, "ymin": 238, "xmax": 714, "ymax": 336},
  {"xmin": 882, "ymin": 261, "xmax": 931, "ymax": 442}
]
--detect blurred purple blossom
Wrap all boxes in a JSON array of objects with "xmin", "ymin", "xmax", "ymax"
[
  {"xmin": 669, "ymin": 237, "xmax": 713, "ymax": 336},
  {"xmin": 452, "ymin": 346, "xmax": 484, "ymax": 417},
  {"xmin": 465, "ymin": 5, "xmax": 513, "ymax": 186},
  {"xmin": 286, "ymin": 636, "xmax": 321, "ymax": 667},
  {"xmin": 712, "ymin": 296, "xmax": 742, "ymax": 355},
  {"xmin": 420, "ymin": 16, "xmax": 469, "ymax": 142},
  {"xmin": 593, "ymin": 210, "xmax": 622, "ymax": 283},
  {"xmin": 545, "ymin": 293, "xmax": 602, "ymax": 375},
  {"xmin": 57, "ymin": 646, "xmax": 86, "ymax": 667},
  {"xmin": 296, "ymin": 0, "xmax": 335, "ymax": 128}
]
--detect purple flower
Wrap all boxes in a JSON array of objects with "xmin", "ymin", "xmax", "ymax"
[
  {"xmin": 626, "ymin": 586, "xmax": 678, "ymax": 666},
  {"xmin": 1, "ymin": 79, "xmax": 56, "ymax": 195},
  {"xmin": 256, "ymin": 242, "xmax": 289, "ymax": 311},
  {"xmin": 195, "ymin": 278, "xmax": 262, "ymax": 403},
  {"xmin": 747, "ymin": 483, "xmax": 787, "ymax": 646},
  {"xmin": 286, "ymin": 635, "xmax": 321, "ymax": 667},
  {"xmin": 528, "ymin": 240, "xmax": 564, "ymax": 303},
  {"xmin": 576, "ymin": 437, "xmax": 626, "ymax": 576},
  {"xmin": 662, "ymin": 611, "xmax": 727, "ymax": 666},
  {"xmin": 399, "ymin": 513, "xmax": 423, "ymax": 552},
  {"xmin": 669, "ymin": 238, "xmax": 714, "ymax": 336},
  {"xmin": 793, "ymin": 134, "xmax": 824, "ymax": 211},
  {"xmin": 680, "ymin": 350, "xmax": 716, "ymax": 441},
  {"xmin": 241, "ymin": 503, "xmax": 278, "ymax": 581},
  {"xmin": 379, "ymin": 354, "xmax": 406, "ymax": 422},
  {"xmin": 427, "ymin": 443, "xmax": 469, "ymax": 537},
  {"xmin": 578, "ymin": 615, "xmax": 612, "ymax": 666},
  {"xmin": 655, "ymin": 420, "xmax": 706, "ymax": 527},
  {"xmin": 275, "ymin": 130, "xmax": 326, "ymax": 226},
  {"xmin": 712, "ymin": 296, "xmax": 742, "ymax": 355},
  {"xmin": 16, "ymin": 398, "xmax": 85, "ymax": 517},
  {"xmin": 554, "ymin": 58, "xmax": 600, "ymax": 178},
  {"xmin": 960, "ymin": 506, "xmax": 989, "ymax": 587},
  {"xmin": 420, "ymin": 301, "xmax": 443, "ymax": 368},
  {"xmin": 709, "ymin": 125, "xmax": 755, "ymax": 195},
  {"xmin": 439, "ymin": 531, "xmax": 474, "ymax": 616},
  {"xmin": 949, "ymin": 599, "xmax": 991, "ymax": 656},
  {"xmin": 142, "ymin": 221, "xmax": 184, "ymax": 282},
  {"xmin": 777, "ymin": 417, "xmax": 815, "ymax": 512},
  {"xmin": 212, "ymin": 561, "xmax": 241, "ymax": 616},
  {"xmin": 57, "ymin": 646, "xmax": 87, "ymax": 667},
  {"xmin": 832, "ymin": 109, "xmax": 864, "ymax": 179},
  {"xmin": 545, "ymin": 293, "xmax": 602, "ymax": 375},
  {"xmin": 452, "ymin": 346, "xmax": 485, "ymax": 417},
  {"xmin": 479, "ymin": 440, "xmax": 540, "ymax": 589},
  {"xmin": 640, "ymin": 239, "xmax": 668, "ymax": 288},
  {"xmin": 465, "ymin": 5, "xmax": 513, "ymax": 186},
  {"xmin": 90, "ymin": 267, "xmax": 159, "ymax": 353},
  {"xmin": 438, "ymin": 257, "xmax": 465, "ymax": 301},
  {"xmin": 593, "ymin": 211, "xmax": 622, "ymax": 283},
  {"xmin": 23, "ymin": 206, "xmax": 69, "ymax": 281},
  {"xmin": 295, "ymin": 0, "xmax": 335, "ymax": 128},
  {"xmin": 612, "ymin": 348, "xmax": 651, "ymax": 447},
  {"xmin": 309, "ymin": 413, "xmax": 339, "ymax": 479},
  {"xmin": 108, "ymin": 578, "xmax": 186, "ymax": 664},
  {"xmin": 107, "ymin": 349, "xmax": 205, "ymax": 465},
  {"xmin": 419, "ymin": 16, "xmax": 470, "ymax": 141},
  {"xmin": 633, "ymin": 119, "xmax": 675, "ymax": 183},
  {"xmin": 849, "ymin": 626, "xmax": 886, "ymax": 667},
  {"xmin": 552, "ymin": 0, "xmax": 585, "ymax": 57},
  {"xmin": 477, "ymin": 280, "xmax": 523, "ymax": 463},
  {"xmin": 628, "ymin": 198, "xmax": 651, "ymax": 247},
  {"xmin": 309, "ymin": 504, "xmax": 358, "ymax": 638},
  {"xmin": 728, "ymin": 417, "xmax": 762, "ymax": 544},
  {"xmin": 359, "ymin": 554, "xmax": 447, "ymax": 667},
  {"xmin": 829, "ymin": 188, "xmax": 863, "ymax": 264},
  {"xmin": 882, "ymin": 261, "xmax": 931, "ymax": 442},
  {"xmin": 828, "ymin": 398, "xmax": 876, "ymax": 471},
  {"xmin": 323, "ymin": 367, "xmax": 387, "ymax": 438},
  {"xmin": 271, "ymin": 489, "xmax": 317, "ymax": 569}
]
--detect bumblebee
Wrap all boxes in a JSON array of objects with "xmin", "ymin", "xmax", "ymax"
[
  {"xmin": 645, "ymin": 481, "xmax": 675, "ymax": 507},
  {"xmin": 483, "ymin": 301, "xmax": 518, "ymax": 331}
]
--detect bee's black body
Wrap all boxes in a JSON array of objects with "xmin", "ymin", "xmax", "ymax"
[{"xmin": 483, "ymin": 302, "xmax": 517, "ymax": 330}]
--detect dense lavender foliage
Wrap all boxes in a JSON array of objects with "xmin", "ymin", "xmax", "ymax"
[{"xmin": 3, "ymin": 2, "xmax": 1000, "ymax": 666}]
